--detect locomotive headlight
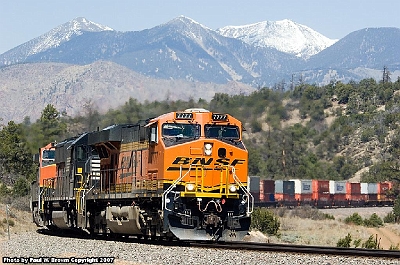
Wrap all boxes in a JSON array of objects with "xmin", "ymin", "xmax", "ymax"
[
  {"xmin": 186, "ymin": 183, "xmax": 195, "ymax": 192},
  {"xmin": 229, "ymin": 185, "xmax": 237, "ymax": 193},
  {"xmin": 204, "ymin": 143, "xmax": 213, "ymax": 156}
]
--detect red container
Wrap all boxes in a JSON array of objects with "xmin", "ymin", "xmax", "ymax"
[
  {"xmin": 313, "ymin": 193, "xmax": 331, "ymax": 202},
  {"xmin": 261, "ymin": 193, "xmax": 275, "ymax": 202},
  {"xmin": 378, "ymin": 194, "xmax": 390, "ymax": 201},
  {"xmin": 312, "ymin": 180, "xmax": 329, "ymax": 193},
  {"xmin": 368, "ymin": 194, "xmax": 378, "ymax": 201},
  {"xmin": 295, "ymin": 193, "xmax": 313, "ymax": 202},
  {"xmin": 333, "ymin": 193, "xmax": 347, "ymax": 202},
  {"xmin": 346, "ymin": 182, "xmax": 361, "ymax": 200},
  {"xmin": 275, "ymin": 193, "xmax": 295, "ymax": 202},
  {"xmin": 378, "ymin": 182, "xmax": 392, "ymax": 194},
  {"xmin": 262, "ymin": 180, "xmax": 275, "ymax": 194},
  {"xmin": 348, "ymin": 194, "xmax": 367, "ymax": 201}
]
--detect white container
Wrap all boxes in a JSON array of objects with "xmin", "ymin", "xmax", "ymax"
[
  {"xmin": 291, "ymin": 179, "xmax": 312, "ymax": 194},
  {"xmin": 368, "ymin": 183, "xmax": 378, "ymax": 194},
  {"xmin": 329, "ymin": 180, "xmax": 347, "ymax": 194},
  {"xmin": 360, "ymin": 183, "xmax": 368, "ymax": 194}
]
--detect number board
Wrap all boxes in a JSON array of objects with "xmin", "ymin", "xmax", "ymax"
[
  {"xmin": 212, "ymin": 113, "xmax": 228, "ymax": 121},
  {"xmin": 175, "ymin": 112, "xmax": 193, "ymax": 120}
]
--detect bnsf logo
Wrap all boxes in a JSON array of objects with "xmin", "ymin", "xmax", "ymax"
[{"xmin": 171, "ymin": 156, "xmax": 245, "ymax": 166}]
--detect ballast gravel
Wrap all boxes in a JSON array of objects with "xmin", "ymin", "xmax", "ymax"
[{"xmin": 1, "ymin": 232, "xmax": 398, "ymax": 265}]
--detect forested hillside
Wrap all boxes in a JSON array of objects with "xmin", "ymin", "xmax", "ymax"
[{"xmin": 2, "ymin": 77, "xmax": 400, "ymax": 198}]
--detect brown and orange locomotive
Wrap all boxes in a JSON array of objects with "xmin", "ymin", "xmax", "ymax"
[{"xmin": 31, "ymin": 108, "xmax": 253, "ymax": 241}]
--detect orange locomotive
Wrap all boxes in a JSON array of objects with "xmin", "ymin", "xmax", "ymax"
[{"xmin": 31, "ymin": 109, "xmax": 253, "ymax": 241}]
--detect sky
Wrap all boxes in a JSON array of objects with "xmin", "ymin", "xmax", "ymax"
[{"xmin": 1, "ymin": 0, "xmax": 400, "ymax": 54}]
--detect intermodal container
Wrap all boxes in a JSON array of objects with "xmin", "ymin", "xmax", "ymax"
[
  {"xmin": 291, "ymin": 179, "xmax": 312, "ymax": 194},
  {"xmin": 377, "ymin": 182, "xmax": 392, "ymax": 201},
  {"xmin": 252, "ymin": 192, "xmax": 260, "ymax": 202},
  {"xmin": 249, "ymin": 176, "xmax": 260, "ymax": 193},
  {"xmin": 261, "ymin": 193, "xmax": 275, "ymax": 202},
  {"xmin": 312, "ymin": 180, "xmax": 329, "ymax": 193},
  {"xmin": 329, "ymin": 180, "xmax": 347, "ymax": 194},
  {"xmin": 360, "ymin": 183, "xmax": 368, "ymax": 194},
  {"xmin": 275, "ymin": 193, "xmax": 295, "ymax": 202},
  {"xmin": 275, "ymin": 180, "xmax": 295, "ymax": 195},
  {"xmin": 368, "ymin": 194, "xmax": 378, "ymax": 201},
  {"xmin": 295, "ymin": 193, "xmax": 313, "ymax": 202},
  {"xmin": 346, "ymin": 182, "xmax": 361, "ymax": 200},
  {"xmin": 314, "ymin": 193, "xmax": 331, "ymax": 204},
  {"xmin": 332, "ymin": 193, "xmax": 347, "ymax": 206},
  {"xmin": 367, "ymin": 183, "xmax": 378, "ymax": 194},
  {"xmin": 378, "ymin": 182, "xmax": 392, "ymax": 194},
  {"xmin": 261, "ymin": 180, "xmax": 275, "ymax": 194}
]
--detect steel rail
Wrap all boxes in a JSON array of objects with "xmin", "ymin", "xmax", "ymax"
[
  {"xmin": 37, "ymin": 229, "xmax": 400, "ymax": 259},
  {"xmin": 185, "ymin": 240, "xmax": 400, "ymax": 258}
]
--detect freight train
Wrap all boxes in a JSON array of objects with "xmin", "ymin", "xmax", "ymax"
[
  {"xmin": 249, "ymin": 177, "xmax": 395, "ymax": 208},
  {"xmin": 30, "ymin": 109, "xmax": 253, "ymax": 241}
]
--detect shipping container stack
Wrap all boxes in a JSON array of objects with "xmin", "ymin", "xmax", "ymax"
[
  {"xmin": 367, "ymin": 182, "xmax": 378, "ymax": 203},
  {"xmin": 329, "ymin": 180, "xmax": 347, "ymax": 207},
  {"xmin": 377, "ymin": 181, "xmax": 393, "ymax": 205},
  {"xmin": 248, "ymin": 176, "xmax": 260, "ymax": 203},
  {"xmin": 312, "ymin": 180, "xmax": 330, "ymax": 207},
  {"xmin": 275, "ymin": 180, "xmax": 295, "ymax": 206},
  {"xmin": 247, "ymin": 176, "xmax": 394, "ymax": 208},
  {"xmin": 346, "ymin": 182, "xmax": 365, "ymax": 207},
  {"xmin": 291, "ymin": 179, "xmax": 313, "ymax": 205},
  {"xmin": 260, "ymin": 179, "xmax": 275, "ymax": 204}
]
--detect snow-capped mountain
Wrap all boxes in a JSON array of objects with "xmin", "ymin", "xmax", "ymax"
[
  {"xmin": 217, "ymin": 19, "xmax": 337, "ymax": 59},
  {"xmin": 1, "ymin": 16, "xmax": 400, "ymax": 89},
  {"xmin": 13, "ymin": 16, "xmax": 298, "ymax": 86},
  {"xmin": 1, "ymin": 17, "xmax": 113, "ymax": 65}
]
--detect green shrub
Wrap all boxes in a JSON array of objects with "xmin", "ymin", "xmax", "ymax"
[
  {"xmin": 344, "ymin": 213, "xmax": 363, "ymax": 225},
  {"xmin": 362, "ymin": 234, "xmax": 380, "ymax": 249},
  {"xmin": 383, "ymin": 212, "xmax": 396, "ymax": 223},
  {"xmin": 353, "ymin": 238, "xmax": 362, "ymax": 248},
  {"xmin": 323, "ymin": 213, "xmax": 335, "ymax": 220},
  {"xmin": 363, "ymin": 213, "xmax": 383, "ymax": 227},
  {"xmin": 251, "ymin": 207, "xmax": 280, "ymax": 236},
  {"xmin": 336, "ymin": 233, "xmax": 352, "ymax": 248},
  {"xmin": 389, "ymin": 244, "xmax": 400, "ymax": 250}
]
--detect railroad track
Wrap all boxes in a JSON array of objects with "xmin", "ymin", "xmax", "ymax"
[
  {"xmin": 186, "ymin": 240, "xmax": 400, "ymax": 258},
  {"xmin": 37, "ymin": 228, "xmax": 400, "ymax": 259}
]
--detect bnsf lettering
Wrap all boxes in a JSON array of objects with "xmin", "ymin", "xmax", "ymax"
[
  {"xmin": 171, "ymin": 157, "xmax": 245, "ymax": 166},
  {"xmin": 231, "ymin": 159, "xmax": 245, "ymax": 166},
  {"xmin": 172, "ymin": 157, "xmax": 192, "ymax": 165},
  {"xmin": 215, "ymin": 158, "xmax": 230, "ymax": 166},
  {"xmin": 191, "ymin": 157, "xmax": 213, "ymax": 165}
]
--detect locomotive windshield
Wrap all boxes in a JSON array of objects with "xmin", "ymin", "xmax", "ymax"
[
  {"xmin": 42, "ymin": 149, "xmax": 55, "ymax": 166},
  {"xmin": 162, "ymin": 123, "xmax": 200, "ymax": 146},
  {"xmin": 205, "ymin": 125, "xmax": 240, "ymax": 140}
]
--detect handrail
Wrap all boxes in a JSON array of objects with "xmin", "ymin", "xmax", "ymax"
[{"xmin": 230, "ymin": 166, "xmax": 254, "ymax": 216}]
